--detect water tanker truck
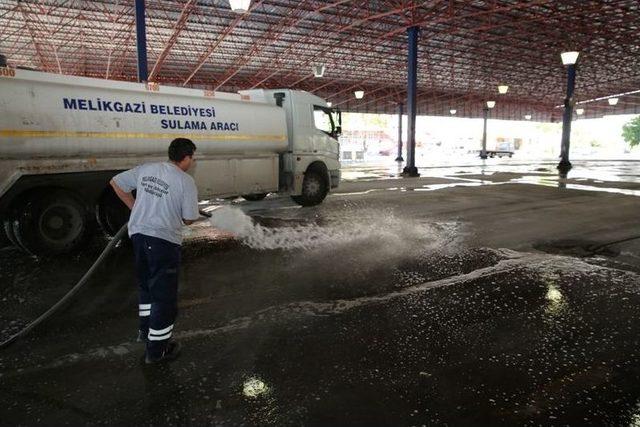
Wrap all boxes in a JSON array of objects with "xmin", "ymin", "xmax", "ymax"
[{"xmin": 0, "ymin": 68, "xmax": 341, "ymax": 255}]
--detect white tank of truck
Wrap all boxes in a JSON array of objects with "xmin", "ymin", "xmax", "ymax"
[{"xmin": 0, "ymin": 68, "xmax": 341, "ymax": 255}]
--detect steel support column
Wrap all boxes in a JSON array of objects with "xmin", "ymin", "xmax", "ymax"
[
  {"xmin": 480, "ymin": 106, "xmax": 489, "ymax": 159},
  {"xmin": 402, "ymin": 26, "xmax": 419, "ymax": 177},
  {"xmin": 134, "ymin": 0, "xmax": 148, "ymax": 83},
  {"xmin": 558, "ymin": 64, "xmax": 576, "ymax": 171},
  {"xmin": 395, "ymin": 103, "xmax": 404, "ymax": 162}
]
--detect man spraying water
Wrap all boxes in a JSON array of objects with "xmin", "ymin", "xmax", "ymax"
[{"xmin": 110, "ymin": 138, "xmax": 200, "ymax": 364}]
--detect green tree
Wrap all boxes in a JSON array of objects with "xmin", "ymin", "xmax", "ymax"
[{"xmin": 622, "ymin": 116, "xmax": 640, "ymax": 148}]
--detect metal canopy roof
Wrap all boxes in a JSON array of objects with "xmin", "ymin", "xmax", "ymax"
[{"xmin": 1, "ymin": 0, "xmax": 639, "ymax": 120}]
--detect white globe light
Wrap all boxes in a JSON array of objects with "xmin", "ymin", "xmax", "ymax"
[
  {"xmin": 561, "ymin": 51, "xmax": 580, "ymax": 65},
  {"xmin": 576, "ymin": 108, "xmax": 584, "ymax": 115},
  {"xmin": 326, "ymin": 102, "xmax": 332, "ymax": 107},
  {"xmin": 524, "ymin": 114, "xmax": 532, "ymax": 120},
  {"xmin": 608, "ymin": 97, "xmax": 619, "ymax": 106},
  {"xmin": 354, "ymin": 90, "xmax": 364, "ymax": 99},
  {"xmin": 498, "ymin": 85, "xmax": 509, "ymax": 94},
  {"xmin": 449, "ymin": 109, "xmax": 457, "ymax": 115},
  {"xmin": 312, "ymin": 64, "xmax": 325, "ymax": 78},
  {"xmin": 229, "ymin": 0, "xmax": 251, "ymax": 13},
  {"xmin": 486, "ymin": 100, "xmax": 496, "ymax": 109}
]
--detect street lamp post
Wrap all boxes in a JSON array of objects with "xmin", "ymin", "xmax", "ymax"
[
  {"xmin": 558, "ymin": 51, "xmax": 579, "ymax": 172},
  {"xmin": 395, "ymin": 103, "xmax": 404, "ymax": 162},
  {"xmin": 480, "ymin": 101, "xmax": 495, "ymax": 159}
]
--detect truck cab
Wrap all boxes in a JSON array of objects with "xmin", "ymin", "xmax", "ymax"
[{"xmin": 240, "ymin": 89, "xmax": 341, "ymax": 205}]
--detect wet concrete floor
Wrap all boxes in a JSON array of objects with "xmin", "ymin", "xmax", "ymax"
[{"xmin": 1, "ymin": 159, "xmax": 640, "ymax": 426}]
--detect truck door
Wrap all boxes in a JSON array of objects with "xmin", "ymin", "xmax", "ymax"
[{"xmin": 312, "ymin": 105, "xmax": 340, "ymax": 158}]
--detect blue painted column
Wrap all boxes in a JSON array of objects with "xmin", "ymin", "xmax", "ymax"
[
  {"xmin": 402, "ymin": 26, "xmax": 420, "ymax": 177},
  {"xmin": 395, "ymin": 103, "xmax": 404, "ymax": 162},
  {"xmin": 558, "ymin": 64, "xmax": 576, "ymax": 171},
  {"xmin": 135, "ymin": 0, "xmax": 148, "ymax": 82},
  {"xmin": 480, "ymin": 106, "xmax": 489, "ymax": 159}
]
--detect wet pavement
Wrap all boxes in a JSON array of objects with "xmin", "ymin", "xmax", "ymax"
[{"xmin": 1, "ymin": 159, "xmax": 640, "ymax": 426}]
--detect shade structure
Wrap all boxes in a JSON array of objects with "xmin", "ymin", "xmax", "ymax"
[{"xmin": 1, "ymin": 1, "xmax": 639, "ymax": 121}]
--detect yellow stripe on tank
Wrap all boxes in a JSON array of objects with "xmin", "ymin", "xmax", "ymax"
[{"xmin": 0, "ymin": 129, "xmax": 287, "ymax": 142}]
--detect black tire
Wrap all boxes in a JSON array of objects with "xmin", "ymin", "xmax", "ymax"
[
  {"xmin": 291, "ymin": 170, "xmax": 328, "ymax": 207},
  {"xmin": 96, "ymin": 186, "xmax": 131, "ymax": 236},
  {"xmin": 1, "ymin": 219, "xmax": 14, "ymax": 248},
  {"xmin": 241, "ymin": 193, "xmax": 268, "ymax": 202},
  {"xmin": 3, "ymin": 210, "xmax": 25, "ymax": 251},
  {"xmin": 12, "ymin": 189, "xmax": 93, "ymax": 255}
]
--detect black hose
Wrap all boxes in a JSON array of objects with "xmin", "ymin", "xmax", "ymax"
[
  {"xmin": 0, "ymin": 224, "xmax": 129, "ymax": 350},
  {"xmin": 587, "ymin": 235, "xmax": 640, "ymax": 253}
]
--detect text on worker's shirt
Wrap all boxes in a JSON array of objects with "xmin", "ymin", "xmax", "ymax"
[{"xmin": 141, "ymin": 176, "xmax": 169, "ymax": 198}]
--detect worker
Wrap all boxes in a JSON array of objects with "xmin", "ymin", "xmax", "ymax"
[{"xmin": 110, "ymin": 138, "xmax": 199, "ymax": 364}]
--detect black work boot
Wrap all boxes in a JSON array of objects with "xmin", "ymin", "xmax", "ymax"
[{"xmin": 145, "ymin": 341, "xmax": 181, "ymax": 365}]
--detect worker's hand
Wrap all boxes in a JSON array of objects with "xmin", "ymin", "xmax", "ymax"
[
  {"xmin": 183, "ymin": 216, "xmax": 210, "ymax": 226},
  {"xmin": 110, "ymin": 179, "xmax": 135, "ymax": 210}
]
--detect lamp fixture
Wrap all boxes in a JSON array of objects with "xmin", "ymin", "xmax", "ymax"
[
  {"xmin": 326, "ymin": 102, "xmax": 332, "ymax": 107},
  {"xmin": 312, "ymin": 64, "xmax": 325, "ymax": 78},
  {"xmin": 449, "ymin": 109, "xmax": 457, "ymax": 115},
  {"xmin": 576, "ymin": 108, "xmax": 584, "ymax": 115},
  {"xmin": 524, "ymin": 114, "xmax": 532, "ymax": 120},
  {"xmin": 486, "ymin": 100, "xmax": 496, "ymax": 109},
  {"xmin": 608, "ymin": 97, "xmax": 619, "ymax": 106},
  {"xmin": 354, "ymin": 90, "xmax": 364, "ymax": 99},
  {"xmin": 498, "ymin": 85, "xmax": 509, "ymax": 94},
  {"xmin": 560, "ymin": 51, "xmax": 580, "ymax": 65},
  {"xmin": 229, "ymin": 0, "xmax": 251, "ymax": 13}
]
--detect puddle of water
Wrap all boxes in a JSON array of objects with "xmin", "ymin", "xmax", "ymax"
[
  {"xmin": 414, "ymin": 182, "xmax": 484, "ymax": 191},
  {"xmin": 511, "ymin": 176, "xmax": 640, "ymax": 196}
]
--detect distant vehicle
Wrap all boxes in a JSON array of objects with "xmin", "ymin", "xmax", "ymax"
[
  {"xmin": 482, "ymin": 141, "xmax": 515, "ymax": 158},
  {"xmin": 488, "ymin": 150, "xmax": 514, "ymax": 158}
]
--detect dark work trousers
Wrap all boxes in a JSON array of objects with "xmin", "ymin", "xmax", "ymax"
[{"xmin": 131, "ymin": 233, "xmax": 181, "ymax": 358}]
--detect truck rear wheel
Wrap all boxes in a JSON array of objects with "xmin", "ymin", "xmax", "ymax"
[
  {"xmin": 291, "ymin": 170, "xmax": 328, "ymax": 207},
  {"xmin": 1, "ymin": 218, "xmax": 17, "ymax": 249},
  {"xmin": 96, "ymin": 187, "xmax": 130, "ymax": 236},
  {"xmin": 13, "ymin": 189, "xmax": 93, "ymax": 255},
  {"xmin": 242, "ymin": 193, "xmax": 268, "ymax": 201}
]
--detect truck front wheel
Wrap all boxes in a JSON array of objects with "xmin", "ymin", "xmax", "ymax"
[
  {"xmin": 12, "ymin": 189, "xmax": 93, "ymax": 255},
  {"xmin": 291, "ymin": 170, "xmax": 328, "ymax": 207}
]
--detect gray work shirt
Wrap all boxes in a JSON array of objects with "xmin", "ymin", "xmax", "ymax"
[{"xmin": 113, "ymin": 162, "xmax": 199, "ymax": 245}]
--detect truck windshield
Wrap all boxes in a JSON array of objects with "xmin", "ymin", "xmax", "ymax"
[{"xmin": 313, "ymin": 105, "xmax": 339, "ymax": 138}]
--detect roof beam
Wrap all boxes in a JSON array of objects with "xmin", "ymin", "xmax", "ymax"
[{"xmin": 148, "ymin": 0, "xmax": 198, "ymax": 81}]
